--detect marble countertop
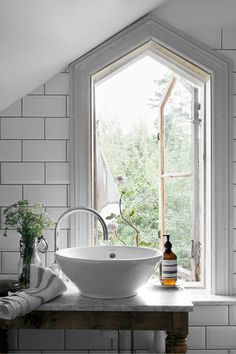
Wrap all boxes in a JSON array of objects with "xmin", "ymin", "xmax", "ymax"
[{"xmin": 38, "ymin": 281, "xmax": 193, "ymax": 312}]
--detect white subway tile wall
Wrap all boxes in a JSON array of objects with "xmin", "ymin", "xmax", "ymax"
[
  {"xmin": 2, "ymin": 163, "xmax": 45, "ymax": 184},
  {"xmin": 23, "ymin": 140, "xmax": 67, "ymax": 161},
  {"xmin": 207, "ymin": 327, "xmax": 236, "ymax": 350},
  {"xmin": 45, "ymin": 118, "xmax": 69, "ymax": 139},
  {"xmin": 0, "ymin": 140, "xmax": 21, "ymax": 161},
  {"xmin": 188, "ymin": 327, "xmax": 205, "ymax": 350},
  {"xmin": 2, "ymin": 251, "xmax": 20, "ymax": 274},
  {"xmin": 0, "ymin": 230, "xmax": 20, "ymax": 251},
  {"xmin": 66, "ymin": 330, "xmax": 112, "ymax": 350},
  {"xmin": 23, "ymin": 95, "xmax": 66, "ymax": 117},
  {"xmin": 45, "ymin": 162, "xmax": 69, "ymax": 184},
  {"xmin": 231, "ymin": 305, "xmax": 236, "ymax": 325},
  {"xmin": 0, "ymin": 23, "xmax": 236, "ymax": 353},
  {"xmin": 0, "ymin": 100, "xmax": 21, "ymax": 117},
  {"xmin": 19, "ymin": 329, "xmax": 65, "ymax": 350},
  {"xmin": 189, "ymin": 305, "xmax": 229, "ymax": 325},
  {"xmin": 1, "ymin": 117, "xmax": 44, "ymax": 139},
  {"xmin": 0, "ymin": 72, "xmax": 69, "ymax": 276}
]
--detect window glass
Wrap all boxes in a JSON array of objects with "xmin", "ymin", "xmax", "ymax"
[{"xmin": 94, "ymin": 53, "xmax": 202, "ymax": 282}]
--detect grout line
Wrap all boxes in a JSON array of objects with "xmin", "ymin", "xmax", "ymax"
[
  {"xmin": 215, "ymin": 48, "xmax": 236, "ymax": 51},
  {"xmin": 66, "ymin": 184, "xmax": 69, "ymax": 207},
  {"xmin": 0, "ymin": 207, "xmax": 2, "ymax": 230},
  {"xmin": 3, "ymin": 116, "xmax": 69, "ymax": 119},
  {"xmin": 44, "ymin": 162, "xmax": 46, "ymax": 184},
  {"xmin": 17, "ymin": 328, "xmax": 20, "ymax": 351},
  {"xmin": 21, "ymin": 184, "xmax": 24, "ymax": 199},
  {"xmin": 66, "ymin": 140, "xmax": 68, "ymax": 162},
  {"xmin": 221, "ymin": 27, "xmax": 223, "ymax": 50},
  {"xmin": 228, "ymin": 304, "xmax": 230, "ymax": 325},
  {"xmin": 65, "ymin": 95, "xmax": 67, "ymax": 118},
  {"xmin": 21, "ymin": 99, "xmax": 23, "ymax": 117},
  {"xmin": 44, "ymin": 117, "xmax": 46, "ymax": 140},
  {"xmin": 0, "ymin": 138, "xmax": 69, "ymax": 141},
  {"xmin": 0, "ymin": 251, "xmax": 2, "ymax": 274},
  {"xmin": 64, "ymin": 328, "xmax": 66, "ymax": 350},
  {"xmin": 65, "ymin": 96, "xmax": 67, "ymax": 118},
  {"xmin": 21, "ymin": 140, "xmax": 23, "ymax": 162},
  {"xmin": 25, "ymin": 92, "xmax": 69, "ymax": 97}
]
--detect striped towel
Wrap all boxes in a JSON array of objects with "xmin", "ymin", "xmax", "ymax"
[{"xmin": 0, "ymin": 264, "xmax": 67, "ymax": 320}]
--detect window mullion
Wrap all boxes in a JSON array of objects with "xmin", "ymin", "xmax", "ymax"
[
  {"xmin": 191, "ymin": 87, "xmax": 201, "ymax": 281},
  {"xmin": 158, "ymin": 77, "xmax": 176, "ymax": 250}
]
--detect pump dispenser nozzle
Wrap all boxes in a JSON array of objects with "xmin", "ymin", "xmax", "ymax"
[{"xmin": 163, "ymin": 235, "xmax": 172, "ymax": 250}]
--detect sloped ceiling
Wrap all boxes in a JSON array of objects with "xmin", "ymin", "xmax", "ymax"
[{"xmin": 0, "ymin": 0, "xmax": 166, "ymax": 112}]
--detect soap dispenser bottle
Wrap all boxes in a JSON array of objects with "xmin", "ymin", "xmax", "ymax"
[{"xmin": 160, "ymin": 234, "xmax": 177, "ymax": 286}]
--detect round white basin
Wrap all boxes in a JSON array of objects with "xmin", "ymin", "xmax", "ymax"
[{"xmin": 55, "ymin": 245, "xmax": 162, "ymax": 299}]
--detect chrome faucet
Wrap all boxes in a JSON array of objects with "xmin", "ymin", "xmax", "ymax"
[{"xmin": 54, "ymin": 206, "xmax": 109, "ymax": 252}]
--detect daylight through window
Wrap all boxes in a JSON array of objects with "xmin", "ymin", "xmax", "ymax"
[{"xmin": 93, "ymin": 53, "xmax": 205, "ymax": 283}]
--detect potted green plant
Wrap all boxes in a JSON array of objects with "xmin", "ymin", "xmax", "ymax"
[{"xmin": 3, "ymin": 200, "xmax": 55, "ymax": 288}]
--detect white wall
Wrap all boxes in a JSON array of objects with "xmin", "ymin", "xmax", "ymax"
[{"xmin": 1, "ymin": 7, "xmax": 236, "ymax": 352}]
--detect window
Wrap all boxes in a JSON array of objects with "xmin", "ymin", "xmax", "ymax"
[
  {"xmin": 93, "ymin": 51, "xmax": 205, "ymax": 284},
  {"xmin": 69, "ymin": 16, "xmax": 232, "ymax": 294}
]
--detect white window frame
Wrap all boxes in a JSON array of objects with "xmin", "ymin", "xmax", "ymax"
[{"xmin": 69, "ymin": 15, "xmax": 233, "ymax": 295}]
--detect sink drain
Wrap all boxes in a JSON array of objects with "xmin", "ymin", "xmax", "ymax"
[{"xmin": 109, "ymin": 253, "xmax": 116, "ymax": 259}]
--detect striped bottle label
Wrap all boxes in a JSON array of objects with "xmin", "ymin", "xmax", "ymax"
[{"xmin": 162, "ymin": 259, "xmax": 177, "ymax": 279}]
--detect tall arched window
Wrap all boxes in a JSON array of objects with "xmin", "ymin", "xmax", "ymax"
[{"xmin": 69, "ymin": 16, "xmax": 232, "ymax": 294}]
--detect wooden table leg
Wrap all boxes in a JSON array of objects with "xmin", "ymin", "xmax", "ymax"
[
  {"xmin": 0, "ymin": 329, "xmax": 8, "ymax": 354},
  {"xmin": 166, "ymin": 330, "xmax": 188, "ymax": 353},
  {"xmin": 166, "ymin": 312, "xmax": 189, "ymax": 354},
  {"xmin": 166, "ymin": 331, "xmax": 175, "ymax": 353}
]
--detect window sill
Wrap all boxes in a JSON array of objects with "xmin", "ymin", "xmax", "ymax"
[
  {"xmin": 184, "ymin": 288, "xmax": 236, "ymax": 305},
  {"xmin": 150, "ymin": 280, "xmax": 236, "ymax": 304}
]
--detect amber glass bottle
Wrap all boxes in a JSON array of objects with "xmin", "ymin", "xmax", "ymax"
[{"xmin": 160, "ymin": 235, "xmax": 177, "ymax": 286}]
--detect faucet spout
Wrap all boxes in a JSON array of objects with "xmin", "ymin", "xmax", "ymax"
[{"xmin": 54, "ymin": 206, "xmax": 108, "ymax": 252}]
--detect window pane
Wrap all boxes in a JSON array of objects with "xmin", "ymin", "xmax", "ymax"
[
  {"xmin": 95, "ymin": 56, "xmax": 169, "ymax": 247},
  {"xmin": 94, "ymin": 53, "xmax": 200, "ymax": 282},
  {"xmin": 164, "ymin": 81, "xmax": 192, "ymax": 174},
  {"xmin": 165, "ymin": 177, "xmax": 192, "ymax": 273}
]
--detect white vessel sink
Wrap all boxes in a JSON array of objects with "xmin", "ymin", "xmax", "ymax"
[{"xmin": 55, "ymin": 245, "xmax": 162, "ymax": 299}]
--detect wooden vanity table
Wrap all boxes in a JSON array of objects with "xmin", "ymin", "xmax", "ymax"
[{"xmin": 0, "ymin": 282, "xmax": 193, "ymax": 353}]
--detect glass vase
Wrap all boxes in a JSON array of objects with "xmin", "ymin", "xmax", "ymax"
[{"xmin": 18, "ymin": 238, "xmax": 41, "ymax": 289}]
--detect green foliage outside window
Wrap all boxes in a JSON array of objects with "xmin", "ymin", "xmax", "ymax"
[{"xmin": 97, "ymin": 74, "xmax": 193, "ymax": 272}]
